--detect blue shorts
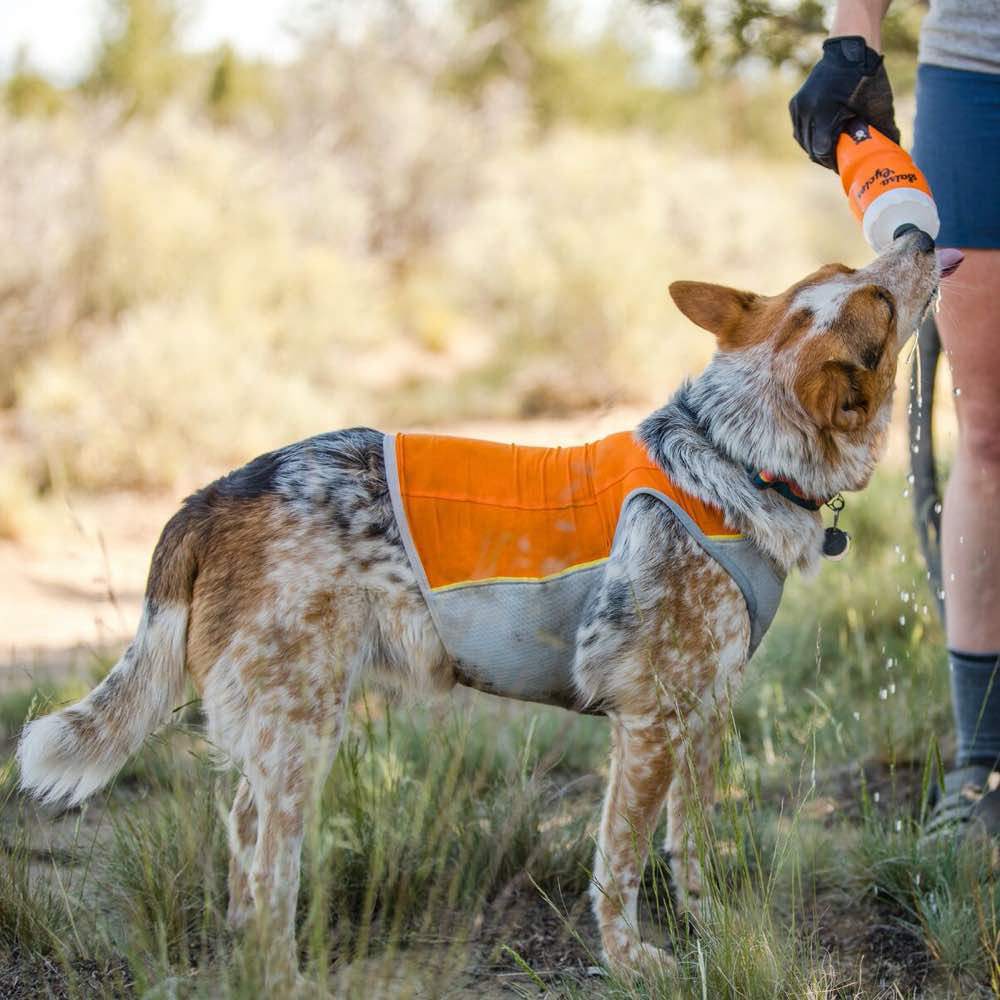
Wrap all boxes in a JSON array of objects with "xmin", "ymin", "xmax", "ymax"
[{"xmin": 913, "ymin": 63, "xmax": 1000, "ymax": 249}]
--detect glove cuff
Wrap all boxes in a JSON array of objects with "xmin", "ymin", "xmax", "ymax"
[{"xmin": 822, "ymin": 35, "xmax": 884, "ymax": 75}]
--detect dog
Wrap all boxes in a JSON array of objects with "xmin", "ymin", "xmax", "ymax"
[{"xmin": 18, "ymin": 228, "xmax": 953, "ymax": 982}]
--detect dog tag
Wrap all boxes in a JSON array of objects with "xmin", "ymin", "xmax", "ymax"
[
  {"xmin": 822, "ymin": 493, "xmax": 850, "ymax": 560},
  {"xmin": 823, "ymin": 526, "xmax": 851, "ymax": 560}
]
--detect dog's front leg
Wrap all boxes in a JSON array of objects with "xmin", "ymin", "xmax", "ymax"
[
  {"xmin": 664, "ymin": 707, "xmax": 726, "ymax": 922},
  {"xmin": 592, "ymin": 712, "xmax": 676, "ymax": 974}
]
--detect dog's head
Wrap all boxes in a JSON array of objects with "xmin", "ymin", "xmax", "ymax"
[{"xmin": 669, "ymin": 228, "xmax": 959, "ymax": 491}]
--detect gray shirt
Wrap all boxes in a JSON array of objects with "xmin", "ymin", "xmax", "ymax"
[{"xmin": 919, "ymin": 0, "xmax": 1000, "ymax": 74}]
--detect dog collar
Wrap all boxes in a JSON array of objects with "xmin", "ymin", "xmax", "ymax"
[{"xmin": 749, "ymin": 469, "xmax": 828, "ymax": 511}]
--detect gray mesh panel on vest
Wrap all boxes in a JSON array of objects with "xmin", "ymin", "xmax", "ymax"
[{"xmin": 433, "ymin": 565, "xmax": 604, "ymax": 708}]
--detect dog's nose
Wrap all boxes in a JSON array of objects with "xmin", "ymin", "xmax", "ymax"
[{"xmin": 893, "ymin": 223, "xmax": 935, "ymax": 253}]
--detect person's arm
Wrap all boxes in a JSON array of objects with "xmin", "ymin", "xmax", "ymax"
[
  {"xmin": 830, "ymin": 0, "xmax": 894, "ymax": 51},
  {"xmin": 788, "ymin": 0, "xmax": 899, "ymax": 171}
]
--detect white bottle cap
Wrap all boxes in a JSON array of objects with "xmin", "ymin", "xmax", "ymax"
[{"xmin": 862, "ymin": 187, "xmax": 940, "ymax": 253}]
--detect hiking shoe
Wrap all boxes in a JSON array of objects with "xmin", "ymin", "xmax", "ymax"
[{"xmin": 922, "ymin": 764, "xmax": 1000, "ymax": 842}]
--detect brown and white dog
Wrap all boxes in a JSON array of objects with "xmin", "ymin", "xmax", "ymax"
[{"xmin": 18, "ymin": 228, "xmax": 952, "ymax": 982}]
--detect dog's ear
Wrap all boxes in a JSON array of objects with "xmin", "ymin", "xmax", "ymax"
[
  {"xmin": 797, "ymin": 361, "xmax": 873, "ymax": 433},
  {"xmin": 668, "ymin": 281, "xmax": 762, "ymax": 346}
]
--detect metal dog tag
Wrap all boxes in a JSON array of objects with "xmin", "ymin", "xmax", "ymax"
[
  {"xmin": 822, "ymin": 494, "xmax": 850, "ymax": 560},
  {"xmin": 823, "ymin": 526, "xmax": 851, "ymax": 560}
]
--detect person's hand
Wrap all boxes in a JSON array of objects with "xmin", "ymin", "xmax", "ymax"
[{"xmin": 789, "ymin": 36, "xmax": 900, "ymax": 172}]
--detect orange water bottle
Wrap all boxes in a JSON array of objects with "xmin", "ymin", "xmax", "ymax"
[{"xmin": 836, "ymin": 117, "xmax": 940, "ymax": 252}]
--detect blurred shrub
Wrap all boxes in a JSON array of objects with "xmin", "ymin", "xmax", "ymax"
[
  {"xmin": 0, "ymin": 115, "xmax": 103, "ymax": 408},
  {"xmin": 1, "ymin": 2, "xmax": 870, "ymax": 502}
]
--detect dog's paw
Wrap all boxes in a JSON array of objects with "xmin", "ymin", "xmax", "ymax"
[
  {"xmin": 633, "ymin": 942, "xmax": 675, "ymax": 975},
  {"xmin": 604, "ymin": 939, "xmax": 675, "ymax": 980}
]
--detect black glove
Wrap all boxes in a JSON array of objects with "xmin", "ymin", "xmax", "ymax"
[{"xmin": 789, "ymin": 36, "xmax": 900, "ymax": 172}]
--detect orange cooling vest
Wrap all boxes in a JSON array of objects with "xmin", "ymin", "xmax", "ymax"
[{"xmin": 383, "ymin": 431, "xmax": 782, "ymax": 709}]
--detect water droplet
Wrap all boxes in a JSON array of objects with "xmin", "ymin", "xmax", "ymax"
[
  {"xmin": 899, "ymin": 616, "xmax": 906, "ymax": 626},
  {"xmin": 934, "ymin": 502, "xmax": 942, "ymax": 515},
  {"xmin": 907, "ymin": 474, "xmax": 915, "ymax": 485},
  {"xmin": 949, "ymin": 573, "xmax": 956, "ymax": 582},
  {"xmin": 886, "ymin": 657, "xmax": 895, "ymax": 669},
  {"xmin": 889, "ymin": 683, "xmax": 896, "ymax": 695},
  {"xmin": 895, "ymin": 819, "xmax": 903, "ymax": 832},
  {"xmin": 959, "ymin": 535, "xmax": 965, "ymax": 544},
  {"xmin": 954, "ymin": 387, "xmax": 962, "ymax": 397},
  {"xmin": 901, "ymin": 591, "xmax": 910, "ymax": 603},
  {"xmin": 874, "ymin": 791, "xmax": 881, "ymax": 803},
  {"xmin": 853, "ymin": 711, "xmax": 861, "ymax": 721},
  {"xmin": 879, "ymin": 688, "xmax": 888, "ymax": 700},
  {"xmin": 902, "ymin": 488, "xmax": 910, "ymax": 498}
]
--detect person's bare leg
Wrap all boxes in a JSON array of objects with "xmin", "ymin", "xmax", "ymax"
[
  {"xmin": 936, "ymin": 249, "xmax": 1000, "ymax": 768},
  {"xmin": 938, "ymin": 250, "xmax": 1000, "ymax": 651}
]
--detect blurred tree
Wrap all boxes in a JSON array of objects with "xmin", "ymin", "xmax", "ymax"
[
  {"xmin": 205, "ymin": 44, "xmax": 270, "ymax": 124},
  {"xmin": 449, "ymin": 0, "xmax": 669, "ymax": 128},
  {"xmin": 454, "ymin": 0, "xmax": 548, "ymax": 85},
  {"xmin": 5, "ymin": 48, "xmax": 64, "ymax": 118},
  {"xmin": 87, "ymin": 0, "xmax": 185, "ymax": 114},
  {"xmin": 448, "ymin": 0, "xmax": 923, "ymax": 133},
  {"xmin": 644, "ymin": 0, "xmax": 923, "ymax": 72}
]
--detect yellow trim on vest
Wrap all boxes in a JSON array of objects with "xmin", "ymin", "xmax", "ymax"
[{"xmin": 430, "ymin": 556, "xmax": 610, "ymax": 593}]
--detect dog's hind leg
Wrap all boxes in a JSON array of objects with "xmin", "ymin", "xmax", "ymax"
[
  {"xmin": 592, "ymin": 711, "xmax": 676, "ymax": 973},
  {"xmin": 216, "ymin": 597, "xmax": 361, "ymax": 988},
  {"xmin": 243, "ymin": 688, "xmax": 348, "ymax": 989},
  {"xmin": 227, "ymin": 777, "xmax": 258, "ymax": 931}
]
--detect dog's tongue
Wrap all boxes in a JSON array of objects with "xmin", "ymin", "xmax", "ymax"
[{"xmin": 937, "ymin": 247, "xmax": 965, "ymax": 278}]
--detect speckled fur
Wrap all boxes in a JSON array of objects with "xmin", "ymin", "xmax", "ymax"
[{"xmin": 17, "ymin": 232, "xmax": 943, "ymax": 984}]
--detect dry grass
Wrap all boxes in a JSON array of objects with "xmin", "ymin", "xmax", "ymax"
[{"xmin": 1, "ymin": 470, "xmax": 995, "ymax": 998}]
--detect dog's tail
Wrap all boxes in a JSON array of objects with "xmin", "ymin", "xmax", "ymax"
[{"xmin": 18, "ymin": 506, "xmax": 200, "ymax": 806}]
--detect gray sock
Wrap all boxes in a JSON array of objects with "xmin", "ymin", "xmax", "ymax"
[{"xmin": 950, "ymin": 649, "xmax": 1000, "ymax": 768}]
